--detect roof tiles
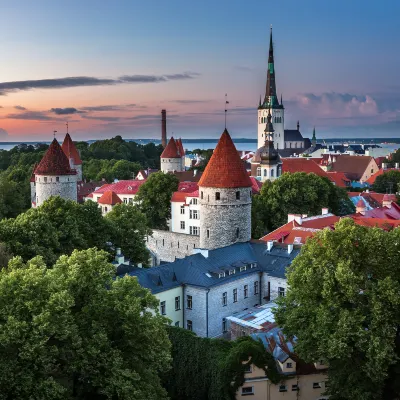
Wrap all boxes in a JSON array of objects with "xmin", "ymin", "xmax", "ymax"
[
  {"xmin": 61, "ymin": 133, "xmax": 82, "ymax": 165},
  {"xmin": 161, "ymin": 137, "xmax": 181, "ymax": 158},
  {"xmin": 98, "ymin": 190, "xmax": 122, "ymax": 205}
]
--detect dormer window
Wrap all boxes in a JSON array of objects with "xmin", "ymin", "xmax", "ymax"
[
  {"xmin": 229, "ymin": 269, "xmax": 235, "ymax": 276},
  {"xmin": 240, "ymin": 266, "xmax": 247, "ymax": 272},
  {"xmin": 218, "ymin": 272, "xmax": 225, "ymax": 278},
  {"xmin": 250, "ymin": 263, "xmax": 256, "ymax": 268}
]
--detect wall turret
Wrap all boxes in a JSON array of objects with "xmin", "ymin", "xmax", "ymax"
[
  {"xmin": 161, "ymin": 137, "xmax": 184, "ymax": 172},
  {"xmin": 61, "ymin": 133, "xmax": 82, "ymax": 181}
]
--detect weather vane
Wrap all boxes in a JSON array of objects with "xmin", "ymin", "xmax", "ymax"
[
  {"xmin": 225, "ymin": 94, "xmax": 229, "ymax": 129},
  {"xmin": 66, "ymin": 122, "xmax": 69, "ymax": 134},
  {"xmin": 53, "ymin": 130, "xmax": 57, "ymax": 139}
]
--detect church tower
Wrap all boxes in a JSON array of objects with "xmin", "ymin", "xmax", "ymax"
[
  {"xmin": 198, "ymin": 129, "xmax": 252, "ymax": 250},
  {"xmin": 311, "ymin": 127, "xmax": 317, "ymax": 147},
  {"xmin": 258, "ymin": 27, "xmax": 284, "ymax": 150}
]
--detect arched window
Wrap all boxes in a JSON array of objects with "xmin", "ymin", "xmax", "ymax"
[
  {"xmin": 264, "ymin": 169, "xmax": 267, "ymax": 177},
  {"xmin": 257, "ymin": 167, "xmax": 261, "ymax": 177},
  {"xmin": 271, "ymin": 169, "xmax": 274, "ymax": 177}
]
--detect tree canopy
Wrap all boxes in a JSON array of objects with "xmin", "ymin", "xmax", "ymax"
[
  {"xmin": 275, "ymin": 218, "xmax": 400, "ymax": 400},
  {"xmin": 252, "ymin": 172, "xmax": 355, "ymax": 236},
  {"xmin": 372, "ymin": 170, "xmax": 400, "ymax": 194},
  {"xmin": 135, "ymin": 172, "xmax": 179, "ymax": 230},
  {"xmin": 0, "ymin": 248, "xmax": 171, "ymax": 399}
]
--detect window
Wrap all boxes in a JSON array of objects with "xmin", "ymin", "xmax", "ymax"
[
  {"xmin": 240, "ymin": 266, "xmax": 247, "ymax": 272},
  {"xmin": 104, "ymin": 207, "xmax": 108, "ymax": 212},
  {"xmin": 175, "ymin": 321, "xmax": 180, "ymax": 327},
  {"xmin": 254, "ymin": 281, "xmax": 259, "ymax": 295},
  {"xmin": 279, "ymin": 385, "xmax": 287, "ymax": 392},
  {"xmin": 286, "ymin": 362, "xmax": 293, "ymax": 368},
  {"xmin": 271, "ymin": 169, "xmax": 274, "ymax": 177},
  {"xmin": 175, "ymin": 296, "xmax": 180, "ymax": 310},
  {"xmin": 186, "ymin": 295, "xmax": 192, "ymax": 309},
  {"xmin": 180, "ymin": 221, "xmax": 185, "ymax": 230},
  {"xmin": 215, "ymin": 192, "xmax": 220, "ymax": 200},
  {"xmin": 292, "ymin": 384, "xmax": 298, "ymax": 391},
  {"xmin": 191, "ymin": 198, "xmax": 198, "ymax": 205},
  {"xmin": 222, "ymin": 292, "xmax": 227, "ymax": 306},
  {"xmin": 189, "ymin": 210, "xmax": 198, "ymax": 219},
  {"xmin": 201, "ymin": 191, "xmax": 203, "ymax": 199},
  {"xmin": 233, "ymin": 288, "xmax": 238, "ymax": 303},
  {"xmin": 236, "ymin": 228, "xmax": 240, "ymax": 238},
  {"xmin": 222, "ymin": 318, "xmax": 227, "ymax": 333},
  {"xmin": 278, "ymin": 287, "xmax": 285, "ymax": 297},
  {"xmin": 160, "ymin": 301, "xmax": 166, "ymax": 315},
  {"xmin": 257, "ymin": 167, "xmax": 261, "ymax": 177},
  {"xmin": 229, "ymin": 269, "xmax": 235, "ymax": 275},
  {"xmin": 187, "ymin": 320, "xmax": 193, "ymax": 331},
  {"xmin": 44, "ymin": 177, "xmax": 47, "ymax": 183},
  {"xmin": 56, "ymin": 177, "xmax": 59, "ymax": 182},
  {"xmin": 313, "ymin": 382, "xmax": 321, "ymax": 389},
  {"xmin": 241, "ymin": 387, "xmax": 254, "ymax": 396},
  {"xmin": 180, "ymin": 206, "xmax": 185, "ymax": 214},
  {"xmin": 264, "ymin": 169, "xmax": 267, "ymax": 177},
  {"xmin": 219, "ymin": 272, "xmax": 225, "ymax": 278},
  {"xmin": 129, "ymin": 198, "xmax": 133, "ymax": 204},
  {"xmin": 244, "ymin": 285, "xmax": 248, "ymax": 298},
  {"xmin": 244, "ymin": 364, "xmax": 252, "ymax": 373},
  {"xmin": 207, "ymin": 229, "xmax": 210, "ymax": 238},
  {"xmin": 123, "ymin": 198, "xmax": 127, "ymax": 204},
  {"xmin": 190, "ymin": 226, "xmax": 199, "ymax": 236},
  {"xmin": 236, "ymin": 191, "xmax": 240, "ymax": 200}
]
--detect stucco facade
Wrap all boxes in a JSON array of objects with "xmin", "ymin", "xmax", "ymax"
[
  {"xmin": 155, "ymin": 286, "xmax": 184, "ymax": 328},
  {"xmin": 34, "ymin": 174, "xmax": 78, "ymax": 207},
  {"xmin": 170, "ymin": 195, "xmax": 201, "ymax": 235}
]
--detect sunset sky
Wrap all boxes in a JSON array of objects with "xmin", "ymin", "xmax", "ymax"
[{"xmin": 0, "ymin": 0, "xmax": 399, "ymax": 141}]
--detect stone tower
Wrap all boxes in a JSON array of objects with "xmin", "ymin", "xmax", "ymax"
[
  {"xmin": 33, "ymin": 138, "xmax": 78, "ymax": 207},
  {"xmin": 198, "ymin": 129, "xmax": 252, "ymax": 250},
  {"xmin": 61, "ymin": 133, "xmax": 83, "ymax": 181},
  {"xmin": 258, "ymin": 26, "xmax": 284, "ymax": 150},
  {"xmin": 251, "ymin": 110, "xmax": 281, "ymax": 182},
  {"xmin": 160, "ymin": 137, "xmax": 184, "ymax": 173}
]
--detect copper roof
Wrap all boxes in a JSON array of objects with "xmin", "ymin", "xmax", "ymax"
[
  {"xmin": 61, "ymin": 133, "xmax": 82, "ymax": 165},
  {"xmin": 198, "ymin": 129, "xmax": 252, "ymax": 188}
]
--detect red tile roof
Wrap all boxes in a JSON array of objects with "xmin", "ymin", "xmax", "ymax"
[
  {"xmin": 98, "ymin": 190, "xmax": 122, "ymax": 205},
  {"xmin": 34, "ymin": 139, "xmax": 76, "ymax": 176},
  {"xmin": 91, "ymin": 180, "xmax": 146, "ymax": 196},
  {"xmin": 326, "ymin": 171, "xmax": 350, "ymax": 187},
  {"xmin": 330, "ymin": 155, "xmax": 377, "ymax": 181},
  {"xmin": 198, "ymin": 129, "xmax": 252, "ymax": 188},
  {"xmin": 175, "ymin": 138, "xmax": 185, "ymax": 157},
  {"xmin": 250, "ymin": 177, "xmax": 263, "ymax": 194},
  {"xmin": 171, "ymin": 182, "xmax": 199, "ymax": 202},
  {"xmin": 161, "ymin": 137, "xmax": 181, "ymax": 158},
  {"xmin": 365, "ymin": 168, "xmax": 400, "ymax": 185},
  {"xmin": 61, "ymin": 133, "xmax": 82, "ymax": 165},
  {"xmin": 282, "ymin": 158, "xmax": 330, "ymax": 179}
]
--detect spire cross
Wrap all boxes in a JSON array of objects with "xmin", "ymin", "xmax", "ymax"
[{"xmin": 224, "ymin": 94, "xmax": 229, "ymax": 129}]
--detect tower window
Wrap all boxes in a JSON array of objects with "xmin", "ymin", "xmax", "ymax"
[
  {"xmin": 207, "ymin": 229, "xmax": 210, "ymax": 238},
  {"xmin": 56, "ymin": 177, "xmax": 59, "ymax": 182},
  {"xmin": 201, "ymin": 191, "xmax": 203, "ymax": 199},
  {"xmin": 215, "ymin": 192, "xmax": 220, "ymax": 200},
  {"xmin": 264, "ymin": 169, "xmax": 267, "ymax": 177},
  {"xmin": 44, "ymin": 177, "xmax": 47, "ymax": 183},
  {"xmin": 236, "ymin": 191, "xmax": 240, "ymax": 200},
  {"xmin": 236, "ymin": 228, "xmax": 240, "ymax": 238}
]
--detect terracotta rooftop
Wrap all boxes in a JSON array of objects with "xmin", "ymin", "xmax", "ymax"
[
  {"xmin": 282, "ymin": 158, "xmax": 330, "ymax": 179},
  {"xmin": 91, "ymin": 179, "xmax": 146, "ymax": 196},
  {"xmin": 326, "ymin": 171, "xmax": 350, "ymax": 188},
  {"xmin": 161, "ymin": 137, "xmax": 181, "ymax": 158},
  {"xmin": 98, "ymin": 190, "xmax": 122, "ymax": 205},
  {"xmin": 330, "ymin": 155, "xmax": 376, "ymax": 181},
  {"xmin": 171, "ymin": 182, "xmax": 199, "ymax": 203},
  {"xmin": 198, "ymin": 129, "xmax": 252, "ymax": 188},
  {"xmin": 34, "ymin": 138, "xmax": 76, "ymax": 176},
  {"xmin": 175, "ymin": 138, "xmax": 185, "ymax": 157},
  {"xmin": 61, "ymin": 133, "xmax": 82, "ymax": 165}
]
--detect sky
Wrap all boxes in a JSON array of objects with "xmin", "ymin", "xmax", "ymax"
[{"xmin": 0, "ymin": 0, "xmax": 399, "ymax": 141}]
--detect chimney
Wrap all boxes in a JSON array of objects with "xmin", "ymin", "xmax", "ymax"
[
  {"xmin": 161, "ymin": 109, "xmax": 167, "ymax": 148},
  {"xmin": 267, "ymin": 241, "xmax": 273, "ymax": 251},
  {"xmin": 321, "ymin": 207, "xmax": 329, "ymax": 215},
  {"xmin": 287, "ymin": 214, "xmax": 302, "ymax": 225},
  {"xmin": 288, "ymin": 244, "xmax": 294, "ymax": 254}
]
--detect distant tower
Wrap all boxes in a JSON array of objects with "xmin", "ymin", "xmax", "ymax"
[
  {"xmin": 175, "ymin": 138, "xmax": 185, "ymax": 170},
  {"xmin": 311, "ymin": 127, "xmax": 317, "ymax": 147},
  {"xmin": 198, "ymin": 129, "xmax": 252, "ymax": 250},
  {"xmin": 160, "ymin": 137, "xmax": 184, "ymax": 172},
  {"xmin": 61, "ymin": 133, "xmax": 82, "ymax": 181},
  {"xmin": 161, "ymin": 109, "xmax": 167, "ymax": 148},
  {"xmin": 251, "ymin": 109, "xmax": 281, "ymax": 182},
  {"xmin": 33, "ymin": 139, "xmax": 78, "ymax": 207},
  {"xmin": 258, "ymin": 26, "xmax": 284, "ymax": 150}
]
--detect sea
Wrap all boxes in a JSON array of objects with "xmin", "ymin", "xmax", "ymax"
[{"xmin": 0, "ymin": 138, "xmax": 399, "ymax": 154}]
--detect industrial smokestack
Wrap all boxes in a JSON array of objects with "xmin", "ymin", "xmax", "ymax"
[{"xmin": 161, "ymin": 109, "xmax": 167, "ymax": 148}]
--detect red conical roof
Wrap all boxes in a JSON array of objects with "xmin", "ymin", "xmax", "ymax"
[
  {"xmin": 98, "ymin": 190, "xmax": 122, "ymax": 205},
  {"xmin": 62, "ymin": 133, "xmax": 82, "ymax": 165},
  {"xmin": 176, "ymin": 138, "xmax": 184, "ymax": 157},
  {"xmin": 161, "ymin": 137, "xmax": 181, "ymax": 158},
  {"xmin": 198, "ymin": 129, "xmax": 252, "ymax": 188},
  {"xmin": 34, "ymin": 139, "xmax": 76, "ymax": 176}
]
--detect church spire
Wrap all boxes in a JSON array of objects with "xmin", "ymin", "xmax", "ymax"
[
  {"xmin": 264, "ymin": 25, "xmax": 278, "ymax": 107},
  {"xmin": 312, "ymin": 126, "xmax": 317, "ymax": 146}
]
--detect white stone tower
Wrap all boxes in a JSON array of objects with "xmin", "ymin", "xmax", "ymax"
[
  {"xmin": 161, "ymin": 137, "xmax": 184, "ymax": 173},
  {"xmin": 258, "ymin": 27, "xmax": 284, "ymax": 150},
  {"xmin": 33, "ymin": 138, "xmax": 78, "ymax": 207},
  {"xmin": 198, "ymin": 129, "xmax": 252, "ymax": 250},
  {"xmin": 62, "ymin": 133, "xmax": 83, "ymax": 181}
]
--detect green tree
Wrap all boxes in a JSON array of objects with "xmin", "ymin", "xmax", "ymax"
[
  {"xmin": 163, "ymin": 327, "xmax": 279, "ymax": 400},
  {"xmin": 135, "ymin": 172, "xmax": 179, "ymax": 229},
  {"xmin": 106, "ymin": 203, "xmax": 151, "ymax": 265},
  {"xmin": 372, "ymin": 170, "xmax": 400, "ymax": 193},
  {"xmin": 275, "ymin": 218, "xmax": 400, "ymax": 400},
  {"xmin": 0, "ymin": 248, "xmax": 171, "ymax": 399}
]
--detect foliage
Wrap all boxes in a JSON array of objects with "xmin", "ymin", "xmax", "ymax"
[
  {"xmin": 372, "ymin": 170, "xmax": 400, "ymax": 194},
  {"xmin": 163, "ymin": 327, "xmax": 279, "ymax": 400},
  {"xmin": 0, "ymin": 242, "xmax": 11, "ymax": 268},
  {"xmin": 0, "ymin": 248, "xmax": 171, "ymax": 399},
  {"xmin": 82, "ymin": 159, "xmax": 142, "ymax": 181},
  {"xmin": 275, "ymin": 218, "xmax": 400, "ymax": 400},
  {"xmin": 135, "ymin": 172, "xmax": 179, "ymax": 229},
  {"xmin": 189, "ymin": 149, "xmax": 213, "ymax": 171},
  {"xmin": 106, "ymin": 203, "xmax": 151, "ymax": 265},
  {"xmin": 252, "ymin": 172, "xmax": 355, "ymax": 236}
]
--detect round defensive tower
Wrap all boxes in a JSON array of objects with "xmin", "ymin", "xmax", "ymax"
[
  {"xmin": 34, "ymin": 138, "xmax": 78, "ymax": 207},
  {"xmin": 198, "ymin": 129, "xmax": 252, "ymax": 250},
  {"xmin": 160, "ymin": 137, "xmax": 183, "ymax": 173}
]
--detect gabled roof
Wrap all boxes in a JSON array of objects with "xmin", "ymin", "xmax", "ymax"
[
  {"xmin": 330, "ymin": 155, "xmax": 377, "ymax": 181},
  {"xmin": 198, "ymin": 129, "xmax": 252, "ymax": 188},
  {"xmin": 98, "ymin": 190, "xmax": 122, "ymax": 205},
  {"xmin": 326, "ymin": 171, "xmax": 350, "ymax": 187},
  {"xmin": 250, "ymin": 176, "xmax": 263, "ymax": 194},
  {"xmin": 61, "ymin": 133, "xmax": 82, "ymax": 165},
  {"xmin": 284, "ymin": 129, "xmax": 304, "ymax": 142},
  {"xmin": 161, "ymin": 137, "xmax": 181, "ymax": 158},
  {"xmin": 282, "ymin": 158, "xmax": 330, "ymax": 179},
  {"xmin": 91, "ymin": 179, "xmax": 146, "ymax": 196},
  {"xmin": 34, "ymin": 138, "xmax": 76, "ymax": 176}
]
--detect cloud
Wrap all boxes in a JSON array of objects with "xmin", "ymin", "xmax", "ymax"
[
  {"xmin": 0, "ymin": 72, "xmax": 201, "ymax": 95},
  {"xmin": 81, "ymin": 114, "xmax": 121, "ymax": 122},
  {"xmin": 50, "ymin": 107, "xmax": 81, "ymax": 115},
  {"xmin": 14, "ymin": 105, "xmax": 26, "ymax": 110},
  {"xmin": 0, "ymin": 128, "xmax": 8, "ymax": 139},
  {"xmin": 6, "ymin": 111, "xmax": 55, "ymax": 121},
  {"xmin": 81, "ymin": 104, "xmax": 139, "ymax": 112}
]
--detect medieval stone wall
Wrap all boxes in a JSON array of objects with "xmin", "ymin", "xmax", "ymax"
[
  {"xmin": 199, "ymin": 186, "xmax": 251, "ymax": 250},
  {"xmin": 35, "ymin": 174, "xmax": 78, "ymax": 207},
  {"xmin": 146, "ymin": 229, "xmax": 200, "ymax": 265},
  {"xmin": 161, "ymin": 158, "xmax": 183, "ymax": 173}
]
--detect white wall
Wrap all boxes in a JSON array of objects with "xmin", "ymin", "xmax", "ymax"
[{"xmin": 170, "ymin": 196, "xmax": 200, "ymax": 235}]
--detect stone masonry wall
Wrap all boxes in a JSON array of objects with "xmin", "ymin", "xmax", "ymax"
[
  {"xmin": 146, "ymin": 229, "xmax": 200, "ymax": 265},
  {"xmin": 199, "ymin": 186, "xmax": 251, "ymax": 250},
  {"xmin": 35, "ymin": 174, "xmax": 77, "ymax": 207},
  {"xmin": 161, "ymin": 158, "xmax": 183, "ymax": 173}
]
